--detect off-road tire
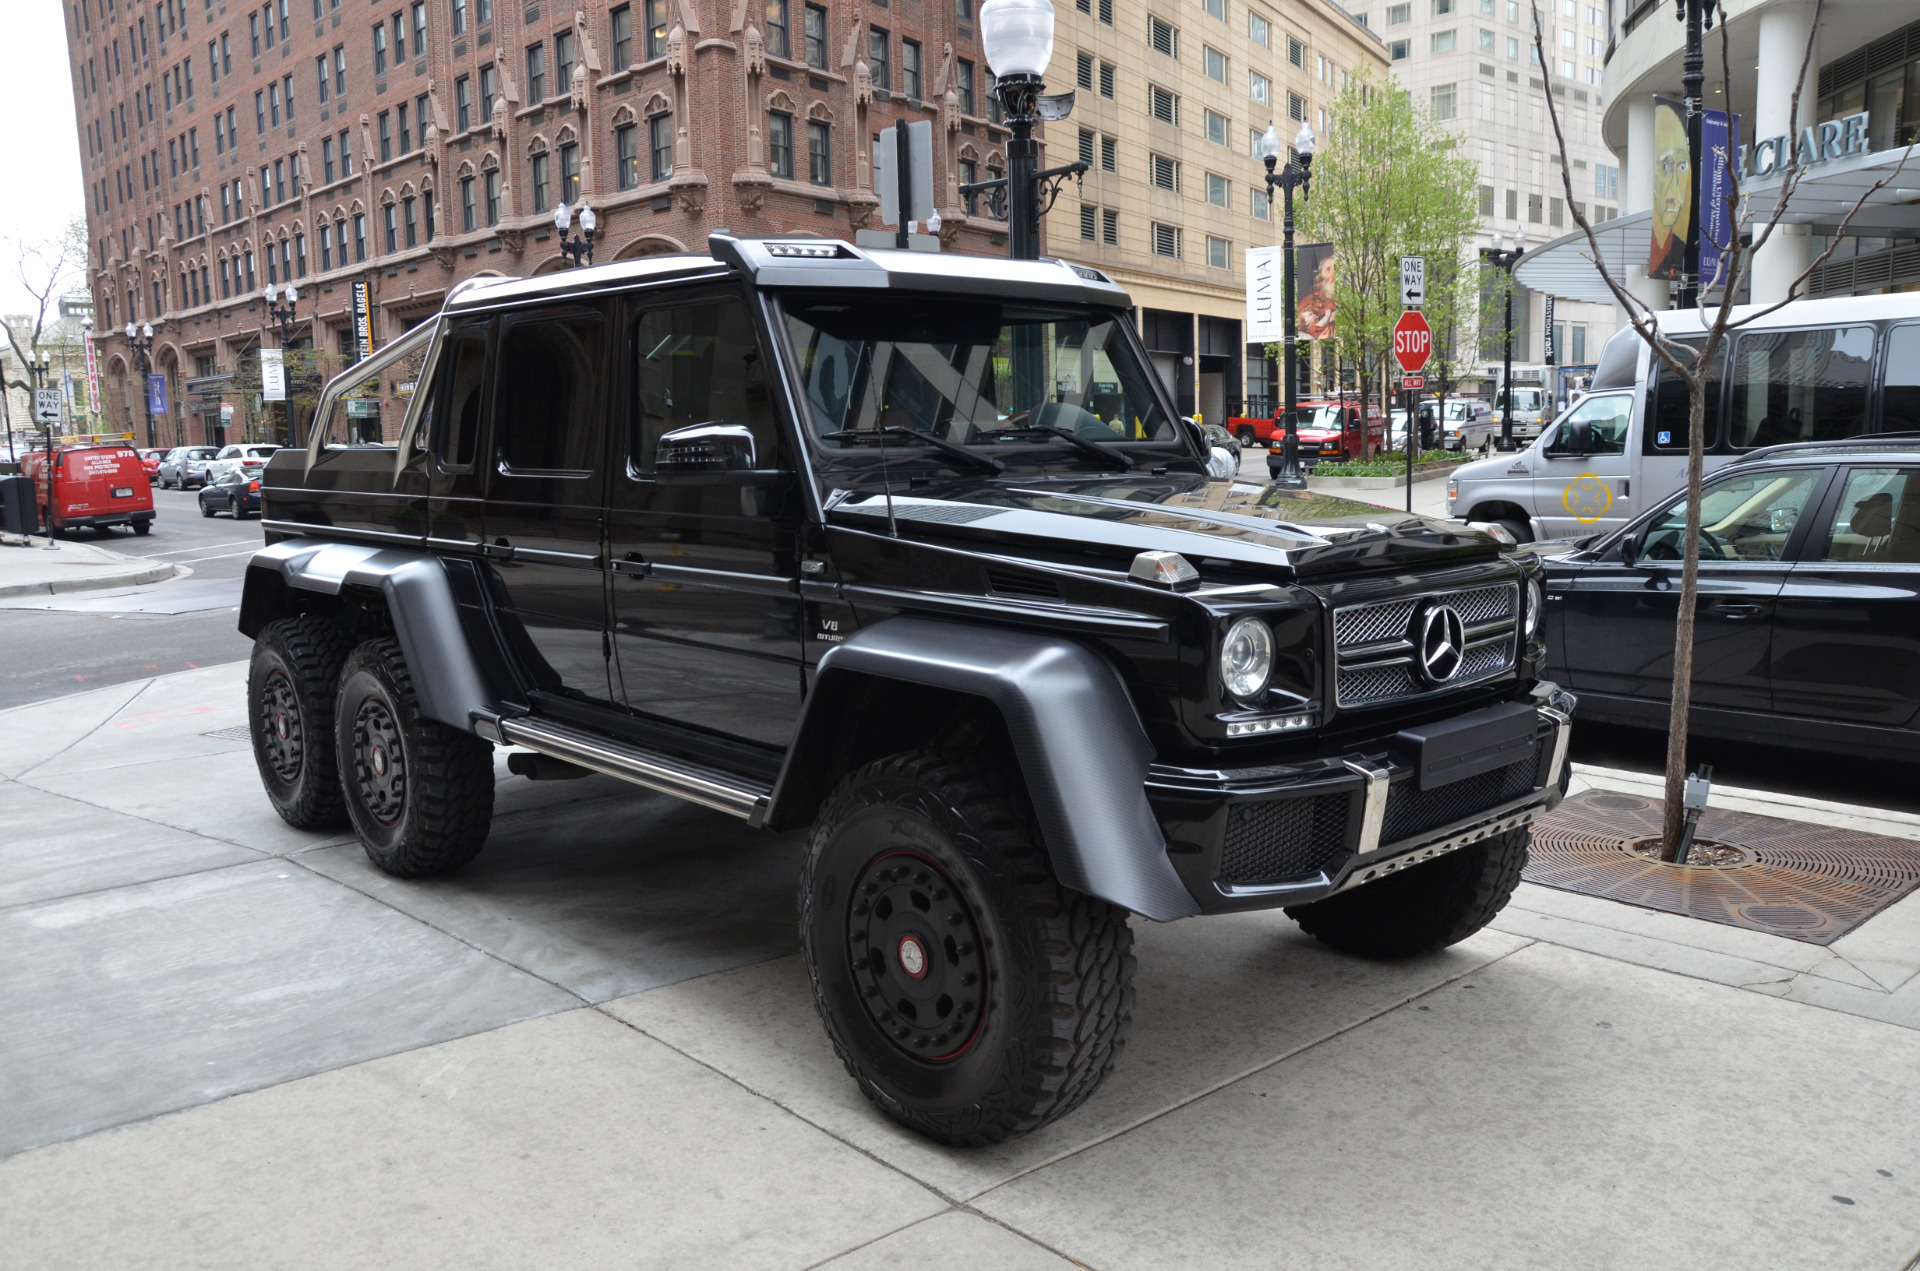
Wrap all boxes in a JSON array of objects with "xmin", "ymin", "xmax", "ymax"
[
  {"xmin": 249, "ymin": 615, "xmax": 355, "ymax": 830},
  {"xmin": 1285, "ymin": 826, "xmax": 1529, "ymax": 959},
  {"xmin": 334, "ymin": 637, "xmax": 494, "ymax": 877},
  {"xmin": 800, "ymin": 750, "xmax": 1135, "ymax": 1147}
]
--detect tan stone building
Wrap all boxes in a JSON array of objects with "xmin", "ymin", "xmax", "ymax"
[{"xmin": 1046, "ymin": 0, "xmax": 1388, "ymax": 422}]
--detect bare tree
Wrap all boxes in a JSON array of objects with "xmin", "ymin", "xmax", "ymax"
[
  {"xmin": 0, "ymin": 218, "xmax": 88, "ymax": 404},
  {"xmin": 1530, "ymin": 0, "xmax": 1913, "ymax": 853}
]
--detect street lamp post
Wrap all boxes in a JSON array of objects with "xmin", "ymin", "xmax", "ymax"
[
  {"xmin": 1259, "ymin": 122, "xmax": 1316, "ymax": 490},
  {"xmin": 556, "ymin": 201, "xmax": 597, "ymax": 268},
  {"xmin": 124, "ymin": 321, "xmax": 156, "ymax": 448},
  {"xmin": 1488, "ymin": 229, "xmax": 1526, "ymax": 452},
  {"xmin": 1674, "ymin": 0, "xmax": 1713, "ymax": 307},
  {"xmin": 264, "ymin": 284, "xmax": 302, "ymax": 447},
  {"xmin": 971, "ymin": 0, "xmax": 1087, "ymax": 260}
]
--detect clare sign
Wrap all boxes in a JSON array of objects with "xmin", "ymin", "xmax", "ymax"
[{"xmin": 1393, "ymin": 310, "xmax": 1433, "ymax": 374}]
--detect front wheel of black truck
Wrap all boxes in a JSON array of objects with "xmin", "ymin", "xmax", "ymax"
[
  {"xmin": 800, "ymin": 750, "xmax": 1136, "ymax": 1146},
  {"xmin": 1285, "ymin": 825, "xmax": 1530, "ymax": 959},
  {"xmin": 334, "ymin": 637, "xmax": 495, "ymax": 877}
]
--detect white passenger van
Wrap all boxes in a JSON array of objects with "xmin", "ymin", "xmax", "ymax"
[{"xmin": 1447, "ymin": 295, "xmax": 1920, "ymax": 541}]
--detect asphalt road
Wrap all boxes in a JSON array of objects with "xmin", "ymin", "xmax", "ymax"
[{"xmin": 0, "ymin": 487, "xmax": 261, "ymax": 710}]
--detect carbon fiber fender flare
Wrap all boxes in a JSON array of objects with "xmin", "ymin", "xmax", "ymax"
[
  {"xmin": 239, "ymin": 538, "xmax": 496, "ymax": 731},
  {"xmin": 772, "ymin": 617, "xmax": 1201, "ymax": 922}
]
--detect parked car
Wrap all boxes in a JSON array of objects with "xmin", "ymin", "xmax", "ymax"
[
  {"xmin": 1450, "ymin": 293, "xmax": 1920, "ymax": 542},
  {"xmin": 1202, "ymin": 422, "xmax": 1243, "ymax": 470},
  {"xmin": 137, "ymin": 448, "xmax": 167, "ymax": 478},
  {"xmin": 1437, "ymin": 399, "xmax": 1497, "ymax": 451},
  {"xmin": 204, "ymin": 443, "xmax": 281, "ymax": 483},
  {"xmin": 198, "ymin": 468, "xmax": 261, "ymax": 518},
  {"xmin": 21, "ymin": 443, "xmax": 155, "ymax": 535},
  {"xmin": 1268, "ymin": 400, "xmax": 1389, "ymax": 475},
  {"xmin": 1537, "ymin": 435, "xmax": 1920, "ymax": 763},
  {"xmin": 241, "ymin": 234, "xmax": 1572, "ymax": 1148},
  {"xmin": 158, "ymin": 445, "xmax": 220, "ymax": 489}
]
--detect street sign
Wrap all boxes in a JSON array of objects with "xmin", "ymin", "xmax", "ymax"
[
  {"xmin": 1399, "ymin": 255, "xmax": 1426, "ymax": 308},
  {"xmin": 33, "ymin": 388, "xmax": 61, "ymax": 425},
  {"xmin": 1401, "ymin": 374, "xmax": 1425, "ymax": 389},
  {"xmin": 1392, "ymin": 310, "xmax": 1433, "ymax": 373},
  {"xmin": 874, "ymin": 120, "xmax": 935, "ymax": 228}
]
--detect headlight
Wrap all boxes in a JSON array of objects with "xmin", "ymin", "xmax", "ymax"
[
  {"xmin": 1220, "ymin": 617, "xmax": 1274, "ymax": 701},
  {"xmin": 1524, "ymin": 578, "xmax": 1544, "ymax": 638}
]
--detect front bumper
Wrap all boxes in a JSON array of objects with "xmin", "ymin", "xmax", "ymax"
[{"xmin": 1147, "ymin": 688, "xmax": 1575, "ymax": 914}]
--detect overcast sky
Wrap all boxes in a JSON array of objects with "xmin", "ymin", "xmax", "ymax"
[{"xmin": 1, "ymin": 0, "xmax": 87, "ymax": 330}]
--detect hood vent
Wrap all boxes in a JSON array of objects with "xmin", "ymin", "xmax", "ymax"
[{"xmin": 985, "ymin": 568, "xmax": 1064, "ymax": 600}]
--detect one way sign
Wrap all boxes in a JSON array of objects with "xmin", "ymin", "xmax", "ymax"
[{"xmin": 1400, "ymin": 255, "xmax": 1426, "ymax": 308}]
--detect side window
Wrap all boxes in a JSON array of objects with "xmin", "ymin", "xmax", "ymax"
[
  {"xmin": 1643, "ymin": 336, "xmax": 1722, "ymax": 454},
  {"xmin": 631, "ymin": 299, "xmax": 778, "ymax": 473},
  {"xmin": 1880, "ymin": 325, "xmax": 1920, "ymax": 433},
  {"xmin": 1819, "ymin": 468, "xmax": 1920, "ymax": 563},
  {"xmin": 1728, "ymin": 325, "xmax": 1875, "ymax": 450},
  {"xmin": 1545, "ymin": 393, "xmax": 1629, "ymax": 456},
  {"xmin": 496, "ymin": 310, "xmax": 604, "ymax": 473},
  {"xmin": 1640, "ymin": 468, "xmax": 1819, "ymax": 563},
  {"xmin": 432, "ymin": 323, "xmax": 489, "ymax": 470}
]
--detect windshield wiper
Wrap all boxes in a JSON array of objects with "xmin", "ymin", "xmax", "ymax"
[
  {"xmin": 977, "ymin": 425, "xmax": 1136, "ymax": 471},
  {"xmin": 819, "ymin": 426, "xmax": 1005, "ymax": 474}
]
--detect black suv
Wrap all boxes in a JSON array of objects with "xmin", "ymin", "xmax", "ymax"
[{"xmin": 240, "ymin": 235, "xmax": 1573, "ymax": 1146}]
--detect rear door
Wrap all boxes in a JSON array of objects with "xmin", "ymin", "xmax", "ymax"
[
  {"xmin": 479, "ymin": 302, "xmax": 616, "ymax": 708},
  {"xmin": 1532, "ymin": 392, "xmax": 1634, "ymax": 539},
  {"xmin": 1772, "ymin": 465, "xmax": 1920, "ymax": 727}
]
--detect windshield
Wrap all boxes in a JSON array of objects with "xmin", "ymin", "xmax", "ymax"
[
  {"xmin": 1306, "ymin": 406, "xmax": 1344, "ymax": 431},
  {"xmin": 780, "ymin": 294, "xmax": 1183, "ymax": 471}
]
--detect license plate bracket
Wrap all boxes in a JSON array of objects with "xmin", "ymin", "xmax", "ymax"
[{"xmin": 1395, "ymin": 702, "xmax": 1539, "ymax": 791}]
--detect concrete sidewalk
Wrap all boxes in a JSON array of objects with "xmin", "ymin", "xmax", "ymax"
[
  {"xmin": 0, "ymin": 537, "xmax": 181, "ymax": 598},
  {"xmin": 2, "ymin": 664, "xmax": 1918, "ymax": 1270}
]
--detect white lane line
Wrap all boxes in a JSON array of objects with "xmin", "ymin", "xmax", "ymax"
[
  {"xmin": 163, "ymin": 549, "xmax": 261, "ymax": 565},
  {"xmin": 128, "ymin": 540, "xmax": 255, "ymax": 558}
]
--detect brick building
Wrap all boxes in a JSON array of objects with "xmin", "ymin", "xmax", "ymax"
[{"xmin": 66, "ymin": 0, "xmax": 1027, "ymax": 445}]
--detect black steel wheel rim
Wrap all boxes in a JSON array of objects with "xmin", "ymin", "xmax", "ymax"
[
  {"xmin": 258, "ymin": 669, "xmax": 303, "ymax": 784},
  {"xmin": 847, "ymin": 849, "xmax": 987, "ymax": 1062},
  {"xmin": 351, "ymin": 694, "xmax": 407, "ymax": 825}
]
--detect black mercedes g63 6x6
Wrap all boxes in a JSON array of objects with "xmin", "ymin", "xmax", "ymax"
[{"xmin": 240, "ymin": 234, "xmax": 1573, "ymax": 1146}]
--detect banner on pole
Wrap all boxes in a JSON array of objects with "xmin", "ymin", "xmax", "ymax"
[
  {"xmin": 261, "ymin": 348, "xmax": 287, "ymax": 402},
  {"xmin": 82, "ymin": 330, "xmax": 101, "ymax": 416},
  {"xmin": 1245, "ymin": 246, "xmax": 1285, "ymax": 343},
  {"xmin": 145, "ymin": 373, "xmax": 168, "ymax": 416},
  {"xmin": 1699, "ymin": 109, "xmax": 1741, "ymax": 287},
  {"xmin": 350, "ymin": 281, "xmax": 375, "ymax": 361}
]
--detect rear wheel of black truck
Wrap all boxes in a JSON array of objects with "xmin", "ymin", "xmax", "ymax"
[
  {"xmin": 334, "ymin": 637, "xmax": 494, "ymax": 877},
  {"xmin": 1285, "ymin": 826, "xmax": 1530, "ymax": 959},
  {"xmin": 249, "ymin": 615, "xmax": 354, "ymax": 830},
  {"xmin": 800, "ymin": 750, "xmax": 1136, "ymax": 1147}
]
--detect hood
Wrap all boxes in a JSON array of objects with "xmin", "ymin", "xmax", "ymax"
[
  {"xmin": 1452, "ymin": 448, "xmax": 1533, "ymax": 482},
  {"xmin": 825, "ymin": 473, "xmax": 1500, "ymax": 578}
]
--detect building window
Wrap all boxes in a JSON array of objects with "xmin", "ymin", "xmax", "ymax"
[
  {"xmin": 1100, "ymin": 135, "xmax": 1116, "ymax": 171},
  {"xmin": 1431, "ymin": 82, "xmax": 1457, "ymax": 119},
  {"xmin": 611, "ymin": 5, "xmax": 634, "ymax": 68},
  {"xmin": 461, "ymin": 175, "xmax": 476, "ymax": 229},
  {"xmin": 1288, "ymin": 35, "xmax": 1304, "ymax": 66},
  {"xmin": 1099, "ymin": 61, "xmax": 1114, "ymax": 98},
  {"xmin": 1147, "ymin": 15, "xmax": 1177, "ymax": 58},
  {"xmin": 804, "ymin": 3, "xmax": 827, "ymax": 68},
  {"xmin": 1149, "ymin": 84, "xmax": 1177, "ymax": 124},
  {"xmin": 452, "ymin": 0, "xmax": 467, "ymax": 35},
  {"xmin": 1248, "ymin": 10, "xmax": 1268, "ymax": 45},
  {"xmin": 1288, "ymin": 92, "xmax": 1305, "ymax": 121},
  {"xmin": 1205, "ymin": 172, "xmax": 1228, "ymax": 206},
  {"xmin": 383, "ymin": 202, "xmax": 398, "ymax": 253},
  {"xmin": 555, "ymin": 29, "xmax": 575, "ymax": 88},
  {"xmin": 1204, "ymin": 0, "xmax": 1223, "ymax": 17},
  {"xmin": 559, "ymin": 141, "xmax": 580, "ymax": 204},
  {"xmin": 1098, "ymin": 0, "xmax": 1112, "ymax": 24},
  {"xmin": 483, "ymin": 169, "xmax": 500, "ymax": 224},
  {"xmin": 353, "ymin": 213, "xmax": 367, "ymax": 260},
  {"xmin": 1150, "ymin": 153, "xmax": 1178, "ymax": 191},
  {"xmin": 274, "ymin": 158, "xmax": 287, "ymax": 202},
  {"xmin": 456, "ymin": 75, "xmax": 471, "ymax": 131},
  {"xmin": 1079, "ymin": 204, "xmax": 1096, "ymax": 240},
  {"xmin": 649, "ymin": 112, "xmax": 672, "ymax": 179},
  {"xmin": 1549, "ymin": 196, "xmax": 1563, "ymax": 226},
  {"xmin": 1078, "ymin": 128, "xmax": 1095, "ymax": 164},
  {"xmin": 340, "ymin": 129, "xmax": 354, "ymax": 176},
  {"xmin": 411, "ymin": 2, "xmax": 426, "ymax": 56},
  {"xmin": 1389, "ymin": 39, "xmax": 1410, "ymax": 59},
  {"xmin": 1203, "ymin": 46, "xmax": 1226, "ymax": 83},
  {"xmin": 1505, "ymin": 188, "xmax": 1517, "ymax": 219},
  {"xmin": 1207, "ymin": 236, "xmax": 1229, "ymax": 269},
  {"xmin": 956, "ymin": 59, "xmax": 975, "ymax": 114},
  {"xmin": 1527, "ymin": 191, "xmax": 1542, "ymax": 222},
  {"xmin": 373, "ymin": 22, "xmax": 387, "ymax": 75},
  {"xmin": 479, "ymin": 65, "xmax": 496, "ymax": 124},
  {"xmin": 1152, "ymin": 223, "xmax": 1181, "ymax": 259},
  {"xmin": 616, "ymin": 124, "xmax": 638, "ymax": 189},
  {"xmin": 1077, "ymin": 51, "xmax": 1093, "ymax": 89},
  {"xmin": 1387, "ymin": 1, "xmax": 1410, "ymax": 19},
  {"xmin": 901, "ymin": 39, "xmax": 921, "ymax": 98},
  {"xmin": 316, "ymin": 55, "xmax": 330, "ymax": 103},
  {"xmin": 531, "ymin": 151, "xmax": 551, "ymax": 210},
  {"xmin": 399, "ymin": 101, "xmax": 412, "ymax": 152},
  {"xmin": 1102, "ymin": 208, "xmax": 1118, "ymax": 245},
  {"xmin": 526, "ymin": 43, "xmax": 546, "ymax": 101},
  {"xmin": 1431, "ymin": 28, "xmax": 1456, "ymax": 51},
  {"xmin": 403, "ymin": 196, "xmax": 418, "ymax": 247},
  {"xmin": 378, "ymin": 111, "xmax": 392, "ymax": 161},
  {"xmin": 768, "ymin": 110, "xmax": 793, "ymax": 178},
  {"xmin": 1248, "ymin": 70, "xmax": 1269, "ymax": 104},
  {"xmin": 1479, "ymin": 183, "xmax": 1494, "ymax": 215},
  {"xmin": 1250, "ymin": 187, "xmax": 1270, "ymax": 219},
  {"xmin": 868, "ymin": 27, "xmax": 889, "ymax": 90},
  {"xmin": 807, "ymin": 119, "xmax": 830, "ymax": 184},
  {"xmin": 1506, "ymin": 36, "xmax": 1518, "ymax": 57},
  {"xmin": 319, "ymin": 226, "xmax": 330, "ymax": 270},
  {"xmin": 334, "ymin": 46, "xmax": 347, "ymax": 94}
]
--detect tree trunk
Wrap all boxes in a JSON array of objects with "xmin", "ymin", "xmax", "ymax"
[{"xmin": 1660, "ymin": 374, "xmax": 1710, "ymax": 857}]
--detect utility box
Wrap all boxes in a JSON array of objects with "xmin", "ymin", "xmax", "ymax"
[{"xmin": 1, "ymin": 474, "xmax": 41, "ymax": 536}]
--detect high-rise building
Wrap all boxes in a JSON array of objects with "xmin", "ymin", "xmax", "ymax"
[{"xmin": 1046, "ymin": 0, "xmax": 1389, "ymax": 422}]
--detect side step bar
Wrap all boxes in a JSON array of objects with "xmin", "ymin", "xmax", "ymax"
[{"xmin": 490, "ymin": 715, "xmax": 772, "ymax": 824}]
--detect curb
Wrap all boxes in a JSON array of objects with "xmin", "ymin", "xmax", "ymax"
[
  {"xmin": 0, "ymin": 554, "xmax": 183, "ymax": 600},
  {"xmin": 1307, "ymin": 469, "xmax": 1463, "ymax": 492}
]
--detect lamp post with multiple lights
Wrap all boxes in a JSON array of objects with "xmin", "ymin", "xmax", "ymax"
[
  {"xmin": 1487, "ymin": 229, "xmax": 1526, "ymax": 452},
  {"xmin": 556, "ymin": 201, "xmax": 597, "ymax": 268},
  {"xmin": 1258, "ymin": 122, "xmax": 1317, "ymax": 490},
  {"xmin": 124, "ymin": 321, "xmax": 156, "ymax": 447}
]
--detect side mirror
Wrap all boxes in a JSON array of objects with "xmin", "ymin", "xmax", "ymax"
[
  {"xmin": 1618, "ymin": 532, "xmax": 1640, "ymax": 566},
  {"xmin": 1180, "ymin": 416, "xmax": 1208, "ymax": 452},
  {"xmin": 1548, "ymin": 420, "xmax": 1591, "ymax": 456},
  {"xmin": 656, "ymin": 421, "xmax": 758, "ymax": 474}
]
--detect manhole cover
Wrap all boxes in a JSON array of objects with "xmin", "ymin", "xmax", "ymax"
[
  {"xmin": 203, "ymin": 725, "xmax": 253, "ymax": 741},
  {"xmin": 1526, "ymin": 790, "xmax": 1920, "ymax": 944}
]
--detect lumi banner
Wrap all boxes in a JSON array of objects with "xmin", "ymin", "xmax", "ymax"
[{"xmin": 1245, "ymin": 246, "xmax": 1285, "ymax": 343}]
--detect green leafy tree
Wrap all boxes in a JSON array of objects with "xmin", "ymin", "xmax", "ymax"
[
  {"xmin": 227, "ymin": 346, "xmax": 354, "ymax": 443},
  {"xmin": 1297, "ymin": 74, "xmax": 1479, "ymax": 459}
]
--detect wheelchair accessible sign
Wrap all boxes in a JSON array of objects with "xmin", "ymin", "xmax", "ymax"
[{"xmin": 1563, "ymin": 474, "xmax": 1612, "ymax": 523}]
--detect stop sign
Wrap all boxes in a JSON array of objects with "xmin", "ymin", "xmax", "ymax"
[{"xmin": 1393, "ymin": 310, "xmax": 1433, "ymax": 373}]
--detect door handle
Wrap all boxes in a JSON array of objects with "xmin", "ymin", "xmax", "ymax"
[
  {"xmin": 1711, "ymin": 602, "xmax": 1763, "ymax": 618},
  {"xmin": 482, "ymin": 538, "xmax": 515, "ymax": 561},
  {"xmin": 613, "ymin": 552, "xmax": 650, "ymax": 579}
]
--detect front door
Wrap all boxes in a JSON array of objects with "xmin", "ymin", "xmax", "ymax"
[
  {"xmin": 1773, "ymin": 465, "xmax": 1920, "ymax": 726},
  {"xmin": 424, "ymin": 316, "xmax": 491, "ymax": 555},
  {"xmin": 1532, "ymin": 391, "xmax": 1634, "ymax": 539},
  {"xmin": 478, "ymin": 303, "xmax": 614, "ymax": 707},
  {"xmin": 1557, "ymin": 466, "xmax": 1824, "ymax": 712},
  {"xmin": 606, "ymin": 290, "xmax": 806, "ymax": 750}
]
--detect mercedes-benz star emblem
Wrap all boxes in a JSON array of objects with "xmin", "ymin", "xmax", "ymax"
[{"xmin": 1416, "ymin": 604, "xmax": 1467, "ymax": 684}]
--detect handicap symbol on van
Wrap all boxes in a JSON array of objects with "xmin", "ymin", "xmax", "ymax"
[{"xmin": 1562, "ymin": 474, "xmax": 1612, "ymax": 523}]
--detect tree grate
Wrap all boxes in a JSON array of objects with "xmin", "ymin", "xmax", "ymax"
[
  {"xmin": 1525, "ymin": 790, "xmax": 1920, "ymax": 945},
  {"xmin": 202, "ymin": 725, "xmax": 254, "ymax": 741}
]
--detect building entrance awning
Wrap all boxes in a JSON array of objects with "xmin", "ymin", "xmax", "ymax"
[
  {"xmin": 1744, "ymin": 146, "xmax": 1920, "ymax": 237},
  {"xmin": 1512, "ymin": 211, "xmax": 1651, "ymax": 306}
]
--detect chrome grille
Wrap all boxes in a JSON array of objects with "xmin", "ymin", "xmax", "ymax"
[{"xmin": 1332, "ymin": 580, "xmax": 1520, "ymax": 709}]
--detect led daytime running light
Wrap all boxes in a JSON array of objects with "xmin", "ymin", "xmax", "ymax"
[{"xmin": 1225, "ymin": 712, "xmax": 1315, "ymax": 737}]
